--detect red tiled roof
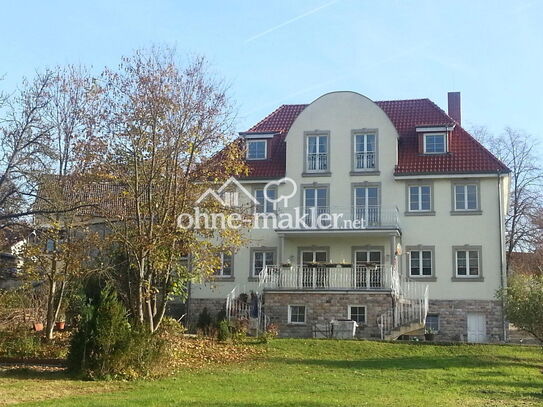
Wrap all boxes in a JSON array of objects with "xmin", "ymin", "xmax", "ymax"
[{"xmin": 241, "ymin": 99, "xmax": 509, "ymax": 178}]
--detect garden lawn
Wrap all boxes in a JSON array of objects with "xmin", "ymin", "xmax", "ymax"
[{"xmin": 1, "ymin": 339, "xmax": 542, "ymax": 406}]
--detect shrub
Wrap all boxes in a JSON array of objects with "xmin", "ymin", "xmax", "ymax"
[
  {"xmin": 498, "ymin": 273, "xmax": 543, "ymax": 343},
  {"xmin": 67, "ymin": 286, "xmax": 167, "ymax": 380},
  {"xmin": 0, "ymin": 328, "xmax": 41, "ymax": 358},
  {"xmin": 217, "ymin": 320, "xmax": 231, "ymax": 342},
  {"xmin": 196, "ymin": 307, "xmax": 213, "ymax": 336}
]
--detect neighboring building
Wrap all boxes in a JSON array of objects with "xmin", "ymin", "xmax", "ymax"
[{"xmin": 189, "ymin": 91, "xmax": 510, "ymax": 343}]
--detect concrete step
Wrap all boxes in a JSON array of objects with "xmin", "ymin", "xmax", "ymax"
[{"xmin": 385, "ymin": 322, "xmax": 425, "ymax": 341}]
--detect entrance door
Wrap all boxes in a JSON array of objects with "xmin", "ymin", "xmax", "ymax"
[
  {"xmin": 354, "ymin": 250, "xmax": 382, "ymax": 288},
  {"xmin": 301, "ymin": 250, "xmax": 328, "ymax": 288},
  {"xmin": 467, "ymin": 313, "xmax": 487, "ymax": 343}
]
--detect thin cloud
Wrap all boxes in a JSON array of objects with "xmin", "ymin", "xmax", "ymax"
[{"xmin": 245, "ymin": 0, "xmax": 342, "ymax": 43}]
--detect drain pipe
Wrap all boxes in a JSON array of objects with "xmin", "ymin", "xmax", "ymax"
[{"xmin": 497, "ymin": 170, "xmax": 507, "ymax": 342}]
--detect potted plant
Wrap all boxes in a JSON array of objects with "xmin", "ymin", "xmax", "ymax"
[
  {"xmin": 424, "ymin": 328, "xmax": 437, "ymax": 341},
  {"xmin": 33, "ymin": 322, "xmax": 44, "ymax": 332}
]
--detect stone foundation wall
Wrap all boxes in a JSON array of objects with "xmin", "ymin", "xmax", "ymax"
[
  {"xmin": 263, "ymin": 291, "xmax": 393, "ymax": 339},
  {"xmin": 428, "ymin": 300, "xmax": 504, "ymax": 342},
  {"xmin": 187, "ymin": 298, "xmax": 225, "ymax": 329}
]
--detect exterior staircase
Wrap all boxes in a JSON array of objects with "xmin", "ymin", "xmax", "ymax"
[
  {"xmin": 225, "ymin": 284, "xmax": 268, "ymax": 336},
  {"xmin": 377, "ymin": 267, "xmax": 429, "ymax": 340}
]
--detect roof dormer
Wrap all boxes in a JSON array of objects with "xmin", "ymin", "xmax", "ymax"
[{"xmin": 416, "ymin": 125, "xmax": 455, "ymax": 155}]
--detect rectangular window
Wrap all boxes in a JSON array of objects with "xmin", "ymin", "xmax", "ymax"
[
  {"xmin": 409, "ymin": 250, "xmax": 433, "ymax": 276},
  {"xmin": 353, "ymin": 186, "xmax": 380, "ymax": 225},
  {"xmin": 304, "ymin": 187, "xmax": 328, "ymax": 226},
  {"xmin": 288, "ymin": 305, "xmax": 306, "ymax": 324},
  {"xmin": 454, "ymin": 184, "xmax": 478, "ymax": 211},
  {"xmin": 408, "ymin": 185, "xmax": 431, "ymax": 212},
  {"xmin": 348, "ymin": 305, "xmax": 366, "ymax": 324},
  {"xmin": 426, "ymin": 314, "xmax": 439, "ymax": 332},
  {"xmin": 252, "ymin": 250, "xmax": 275, "ymax": 277},
  {"xmin": 215, "ymin": 253, "xmax": 232, "ymax": 277},
  {"xmin": 254, "ymin": 188, "xmax": 276, "ymax": 213},
  {"xmin": 247, "ymin": 140, "xmax": 267, "ymax": 160},
  {"xmin": 306, "ymin": 134, "xmax": 328, "ymax": 172},
  {"xmin": 354, "ymin": 134, "xmax": 376, "ymax": 170},
  {"xmin": 455, "ymin": 249, "xmax": 480, "ymax": 277},
  {"xmin": 424, "ymin": 134, "xmax": 446, "ymax": 154}
]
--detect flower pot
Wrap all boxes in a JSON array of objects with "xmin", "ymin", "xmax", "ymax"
[
  {"xmin": 55, "ymin": 321, "xmax": 65, "ymax": 330},
  {"xmin": 424, "ymin": 333, "xmax": 435, "ymax": 341},
  {"xmin": 33, "ymin": 322, "xmax": 44, "ymax": 332}
]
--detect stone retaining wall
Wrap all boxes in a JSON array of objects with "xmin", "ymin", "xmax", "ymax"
[
  {"xmin": 427, "ymin": 300, "xmax": 504, "ymax": 342},
  {"xmin": 187, "ymin": 298, "xmax": 225, "ymax": 329},
  {"xmin": 263, "ymin": 291, "xmax": 393, "ymax": 339}
]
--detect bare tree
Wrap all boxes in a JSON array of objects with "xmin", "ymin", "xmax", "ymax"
[
  {"xmin": 472, "ymin": 126, "xmax": 543, "ymax": 271},
  {"xmin": 91, "ymin": 48, "xmax": 248, "ymax": 332},
  {"xmin": 0, "ymin": 72, "xmax": 54, "ymax": 228}
]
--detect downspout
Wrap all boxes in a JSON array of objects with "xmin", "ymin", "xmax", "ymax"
[{"xmin": 497, "ymin": 170, "xmax": 507, "ymax": 342}]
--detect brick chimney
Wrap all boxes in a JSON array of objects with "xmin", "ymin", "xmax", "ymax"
[{"xmin": 448, "ymin": 91, "xmax": 461, "ymax": 124}]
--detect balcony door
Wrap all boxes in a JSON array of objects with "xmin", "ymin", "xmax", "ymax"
[
  {"xmin": 300, "ymin": 250, "xmax": 328, "ymax": 288},
  {"xmin": 354, "ymin": 186, "xmax": 380, "ymax": 227},
  {"xmin": 353, "ymin": 249, "xmax": 383, "ymax": 288},
  {"xmin": 303, "ymin": 187, "xmax": 328, "ymax": 227}
]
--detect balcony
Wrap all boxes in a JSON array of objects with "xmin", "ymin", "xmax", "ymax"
[
  {"xmin": 306, "ymin": 153, "xmax": 328, "ymax": 172},
  {"xmin": 259, "ymin": 264, "xmax": 394, "ymax": 291},
  {"xmin": 273, "ymin": 205, "xmax": 400, "ymax": 232},
  {"xmin": 354, "ymin": 151, "xmax": 376, "ymax": 170}
]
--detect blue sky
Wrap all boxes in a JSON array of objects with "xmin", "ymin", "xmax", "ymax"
[{"xmin": 1, "ymin": 0, "xmax": 542, "ymax": 139}]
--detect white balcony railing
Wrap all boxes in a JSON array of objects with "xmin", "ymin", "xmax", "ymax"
[
  {"xmin": 355, "ymin": 151, "xmax": 376, "ymax": 170},
  {"xmin": 306, "ymin": 153, "xmax": 328, "ymax": 171},
  {"xmin": 259, "ymin": 264, "xmax": 392, "ymax": 290},
  {"xmin": 275, "ymin": 205, "xmax": 400, "ymax": 230}
]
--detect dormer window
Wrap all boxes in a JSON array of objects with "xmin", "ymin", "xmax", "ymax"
[
  {"xmin": 247, "ymin": 140, "xmax": 267, "ymax": 160},
  {"xmin": 424, "ymin": 133, "xmax": 446, "ymax": 154},
  {"xmin": 416, "ymin": 125, "xmax": 454, "ymax": 155}
]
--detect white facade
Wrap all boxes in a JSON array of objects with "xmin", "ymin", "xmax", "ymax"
[{"xmin": 190, "ymin": 91, "xmax": 509, "ymax": 341}]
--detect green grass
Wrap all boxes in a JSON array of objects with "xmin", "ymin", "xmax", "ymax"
[{"xmin": 1, "ymin": 339, "xmax": 542, "ymax": 406}]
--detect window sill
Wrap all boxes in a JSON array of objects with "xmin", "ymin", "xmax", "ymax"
[
  {"xmin": 451, "ymin": 277, "xmax": 484, "ymax": 282},
  {"xmin": 450, "ymin": 210, "xmax": 482, "ymax": 216},
  {"xmin": 349, "ymin": 170, "xmax": 380, "ymax": 176},
  {"xmin": 247, "ymin": 277, "xmax": 260, "ymax": 282},
  {"xmin": 211, "ymin": 277, "xmax": 235, "ymax": 282},
  {"xmin": 287, "ymin": 323, "xmax": 307, "ymax": 326},
  {"xmin": 404, "ymin": 211, "xmax": 436, "ymax": 216},
  {"xmin": 407, "ymin": 276, "xmax": 437, "ymax": 282},
  {"xmin": 302, "ymin": 172, "xmax": 331, "ymax": 177}
]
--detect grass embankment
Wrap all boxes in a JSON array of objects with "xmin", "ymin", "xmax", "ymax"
[{"xmin": 0, "ymin": 339, "xmax": 541, "ymax": 406}]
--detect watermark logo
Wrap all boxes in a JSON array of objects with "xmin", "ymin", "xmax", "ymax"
[{"xmin": 178, "ymin": 177, "xmax": 366, "ymax": 231}]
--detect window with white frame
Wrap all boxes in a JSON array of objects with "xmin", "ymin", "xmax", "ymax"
[
  {"xmin": 246, "ymin": 140, "xmax": 267, "ymax": 160},
  {"xmin": 252, "ymin": 250, "xmax": 275, "ymax": 277},
  {"xmin": 354, "ymin": 133, "xmax": 376, "ymax": 170},
  {"xmin": 306, "ymin": 134, "xmax": 328, "ymax": 172},
  {"xmin": 303, "ymin": 187, "xmax": 329, "ymax": 226},
  {"xmin": 426, "ymin": 314, "xmax": 439, "ymax": 332},
  {"xmin": 408, "ymin": 185, "xmax": 432, "ymax": 212},
  {"xmin": 409, "ymin": 250, "xmax": 433, "ymax": 276},
  {"xmin": 454, "ymin": 184, "xmax": 479, "ymax": 211},
  {"xmin": 424, "ymin": 133, "xmax": 446, "ymax": 154},
  {"xmin": 348, "ymin": 305, "xmax": 366, "ymax": 324},
  {"xmin": 214, "ymin": 253, "xmax": 232, "ymax": 277},
  {"xmin": 288, "ymin": 305, "xmax": 306, "ymax": 324},
  {"xmin": 254, "ymin": 188, "xmax": 276, "ymax": 213},
  {"xmin": 455, "ymin": 249, "xmax": 480, "ymax": 277}
]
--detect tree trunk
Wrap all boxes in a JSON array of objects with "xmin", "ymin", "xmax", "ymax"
[{"xmin": 45, "ymin": 278, "xmax": 57, "ymax": 341}]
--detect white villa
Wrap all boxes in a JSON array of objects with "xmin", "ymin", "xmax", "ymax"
[{"xmin": 188, "ymin": 91, "xmax": 510, "ymax": 343}]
